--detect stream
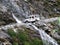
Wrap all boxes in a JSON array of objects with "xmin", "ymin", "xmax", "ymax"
[
  {"xmin": 13, "ymin": 14, "xmax": 58, "ymax": 45},
  {"xmin": 0, "ymin": 0, "xmax": 59, "ymax": 45}
]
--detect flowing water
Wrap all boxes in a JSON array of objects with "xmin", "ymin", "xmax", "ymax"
[
  {"xmin": 12, "ymin": 13, "xmax": 22, "ymax": 23},
  {"xmin": 30, "ymin": 24, "xmax": 58, "ymax": 45},
  {"xmin": 39, "ymin": 30, "xmax": 58, "ymax": 45},
  {"xmin": 12, "ymin": 14, "xmax": 58, "ymax": 45},
  {"xmin": 0, "ymin": 0, "xmax": 59, "ymax": 45}
]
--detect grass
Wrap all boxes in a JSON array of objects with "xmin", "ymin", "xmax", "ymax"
[{"xmin": 7, "ymin": 28, "xmax": 43, "ymax": 45}]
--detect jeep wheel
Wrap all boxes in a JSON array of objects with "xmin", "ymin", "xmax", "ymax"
[
  {"xmin": 35, "ymin": 19, "xmax": 38, "ymax": 21},
  {"xmin": 25, "ymin": 21, "xmax": 29, "ymax": 23}
]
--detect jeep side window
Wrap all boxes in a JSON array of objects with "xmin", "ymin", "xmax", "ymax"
[
  {"xmin": 35, "ymin": 15, "xmax": 36, "ymax": 17},
  {"xmin": 32, "ymin": 16, "xmax": 34, "ymax": 18},
  {"xmin": 29, "ymin": 17, "xmax": 31, "ymax": 18}
]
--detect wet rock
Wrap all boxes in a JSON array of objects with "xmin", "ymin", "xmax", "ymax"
[
  {"xmin": 0, "ymin": 0, "xmax": 60, "ymax": 26},
  {"xmin": 0, "ymin": 31, "xmax": 10, "ymax": 39}
]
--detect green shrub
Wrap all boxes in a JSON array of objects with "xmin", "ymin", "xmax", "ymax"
[
  {"xmin": 7, "ymin": 29, "xmax": 43, "ymax": 45},
  {"xmin": 8, "ymin": 29, "xmax": 16, "ymax": 37},
  {"xmin": 24, "ymin": 41, "xmax": 30, "ymax": 45},
  {"xmin": 13, "ymin": 42, "xmax": 18, "ymax": 45},
  {"xmin": 17, "ymin": 30, "xmax": 28, "ymax": 42},
  {"xmin": 32, "ymin": 38, "xmax": 43, "ymax": 45}
]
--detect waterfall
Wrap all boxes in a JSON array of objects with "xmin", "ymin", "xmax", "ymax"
[
  {"xmin": 30, "ymin": 24, "xmax": 58, "ymax": 45},
  {"xmin": 39, "ymin": 30, "xmax": 58, "ymax": 45},
  {"xmin": 0, "ymin": 0, "xmax": 59, "ymax": 45},
  {"xmin": 12, "ymin": 14, "xmax": 58, "ymax": 45},
  {"xmin": 12, "ymin": 13, "xmax": 22, "ymax": 23}
]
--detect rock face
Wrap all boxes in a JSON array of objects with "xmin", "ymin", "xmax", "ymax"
[
  {"xmin": 0, "ymin": 0, "xmax": 60, "ymax": 45},
  {"xmin": 0, "ymin": 12, "xmax": 16, "ymax": 25},
  {"xmin": 0, "ymin": 0, "xmax": 60, "ymax": 25}
]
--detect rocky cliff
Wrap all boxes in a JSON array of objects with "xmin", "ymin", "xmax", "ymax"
[{"xmin": 0, "ymin": 0, "xmax": 60, "ymax": 25}]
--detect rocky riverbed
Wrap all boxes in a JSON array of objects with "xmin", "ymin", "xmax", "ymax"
[{"xmin": 0, "ymin": 0, "xmax": 60, "ymax": 45}]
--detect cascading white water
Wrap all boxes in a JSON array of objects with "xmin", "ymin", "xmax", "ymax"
[
  {"xmin": 12, "ymin": 13, "xmax": 22, "ymax": 23},
  {"xmin": 12, "ymin": 13, "xmax": 58, "ymax": 45},
  {"xmin": 30, "ymin": 24, "xmax": 58, "ymax": 45},
  {"xmin": 39, "ymin": 30, "xmax": 58, "ymax": 45},
  {"xmin": 2, "ymin": 0, "xmax": 58, "ymax": 45}
]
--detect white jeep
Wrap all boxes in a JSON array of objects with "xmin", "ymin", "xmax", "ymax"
[{"xmin": 24, "ymin": 15, "xmax": 40, "ymax": 23}]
